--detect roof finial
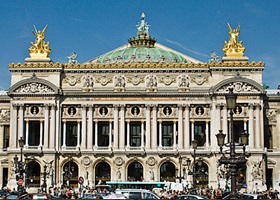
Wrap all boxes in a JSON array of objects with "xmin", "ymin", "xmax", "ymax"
[{"xmin": 136, "ymin": 12, "xmax": 150, "ymax": 36}]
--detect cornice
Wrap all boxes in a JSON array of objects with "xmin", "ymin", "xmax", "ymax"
[
  {"xmin": 9, "ymin": 61, "xmax": 264, "ymax": 69},
  {"xmin": 9, "ymin": 62, "xmax": 63, "ymax": 69}
]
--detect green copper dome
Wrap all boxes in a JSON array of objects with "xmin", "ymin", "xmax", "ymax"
[{"xmin": 87, "ymin": 13, "xmax": 201, "ymax": 64}]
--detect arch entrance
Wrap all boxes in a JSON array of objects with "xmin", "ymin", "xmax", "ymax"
[
  {"xmin": 26, "ymin": 161, "xmax": 40, "ymax": 187},
  {"xmin": 95, "ymin": 162, "xmax": 111, "ymax": 185},
  {"xmin": 63, "ymin": 161, "xmax": 79, "ymax": 187},
  {"xmin": 193, "ymin": 161, "xmax": 209, "ymax": 188},
  {"xmin": 160, "ymin": 162, "xmax": 176, "ymax": 182},
  {"xmin": 127, "ymin": 161, "xmax": 143, "ymax": 181}
]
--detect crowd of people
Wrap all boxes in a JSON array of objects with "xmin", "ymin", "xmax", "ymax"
[{"xmin": 1, "ymin": 185, "xmax": 280, "ymax": 199}]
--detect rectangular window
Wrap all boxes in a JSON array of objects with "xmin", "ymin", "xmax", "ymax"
[
  {"xmin": 29, "ymin": 121, "xmax": 41, "ymax": 146},
  {"xmin": 3, "ymin": 125, "xmax": 9, "ymax": 149},
  {"xmin": 162, "ymin": 122, "xmax": 173, "ymax": 147},
  {"xmin": 230, "ymin": 120, "xmax": 244, "ymax": 143},
  {"xmin": 98, "ymin": 122, "xmax": 110, "ymax": 146},
  {"xmin": 264, "ymin": 125, "xmax": 273, "ymax": 149},
  {"xmin": 130, "ymin": 122, "xmax": 141, "ymax": 146},
  {"xmin": 66, "ymin": 122, "xmax": 78, "ymax": 146},
  {"xmin": 194, "ymin": 122, "xmax": 206, "ymax": 147}
]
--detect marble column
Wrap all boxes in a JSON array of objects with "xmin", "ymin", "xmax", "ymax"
[
  {"xmin": 178, "ymin": 105, "xmax": 183, "ymax": 149},
  {"xmin": 151, "ymin": 105, "xmax": 157, "ymax": 149},
  {"xmin": 87, "ymin": 106, "xmax": 93, "ymax": 149},
  {"xmin": 173, "ymin": 120, "xmax": 177, "ymax": 148},
  {"xmin": 81, "ymin": 105, "xmax": 87, "ymax": 149},
  {"xmin": 50, "ymin": 104, "xmax": 56, "ymax": 149},
  {"xmin": 62, "ymin": 120, "xmax": 66, "ymax": 148},
  {"xmin": 44, "ymin": 105, "xmax": 49, "ymax": 149},
  {"xmin": 77, "ymin": 120, "xmax": 81, "ymax": 147},
  {"xmin": 255, "ymin": 104, "xmax": 261, "ymax": 149},
  {"xmin": 159, "ymin": 120, "xmax": 162, "ymax": 147},
  {"xmin": 141, "ymin": 120, "xmax": 144, "ymax": 148},
  {"xmin": 11, "ymin": 104, "xmax": 18, "ymax": 148},
  {"xmin": 222, "ymin": 105, "xmax": 228, "ymax": 143},
  {"xmin": 184, "ymin": 105, "xmax": 190, "ymax": 149},
  {"xmin": 25, "ymin": 120, "xmax": 29, "ymax": 146},
  {"xmin": 94, "ymin": 120, "xmax": 98, "ymax": 147},
  {"xmin": 206, "ymin": 120, "xmax": 209, "ymax": 148},
  {"xmin": 145, "ymin": 105, "xmax": 151, "ymax": 150},
  {"xmin": 40, "ymin": 119, "xmax": 43, "ymax": 147},
  {"xmin": 126, "ymin": 120, "xmax": 130, "ymax": 147},
  {"xmin": 113, "ymin": 105, "xmax": 119, "ymax": 149},
  {"xmin": 248, "ymin": 104, "xmax": 254, "ymax": 148},
  {"xmin": 119, "ymin": 105, "xmax": 125, "ymax": 149},
  {"xmin": 18, "ymin": 104, "xmax": 24, "ymax": 141}
]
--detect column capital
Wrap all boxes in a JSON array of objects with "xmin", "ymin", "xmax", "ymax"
[
  {"xmin": 51, "ymin": 104, "xmax": 56, "ymax": 110},
  {"xmin": 82, "ymin": 105, "xmax": 87, "ymax": 110},
  {"xmin": 255, "ymin": 104, "xmax": 261, "ymax": 110},
  {"xmin": 145, "ymin": 104, "xmax": 152, "ymax": 109},
  {"xmin": 178, "ymin": 105, "xmax": 183, "ymax": 110},
  {"xmin": 248, "ymin": 104, "xmax": 254, "ymax": 109}
]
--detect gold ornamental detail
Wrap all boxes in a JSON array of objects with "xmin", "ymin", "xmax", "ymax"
[
  {"xmin": 28, "ymin": 25, "xmax": 51, "ymax": 58},
  {"xmin": 223, "ymin": 23, "xmax": 245, "ymax": 57},
  {"xmin": 9, "ymin": 61, "xmax": 264, "ymax": 69}
]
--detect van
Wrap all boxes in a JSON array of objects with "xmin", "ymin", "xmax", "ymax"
[
  {"xmin": 116, "ymin": 188, "xmax": 160, "ymax": 199},
  {"xmin": 164, "ymin": 182, "xmax": 184, "ymax": 192}
]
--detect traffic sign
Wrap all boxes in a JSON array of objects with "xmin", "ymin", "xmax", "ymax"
[
  {"xmin": 78, "ymin": 176, "xmax": 84, "ymax": 184},
  {"xmin": 17, "ymin": 179, "xmax": 24, "ymax": 185}
]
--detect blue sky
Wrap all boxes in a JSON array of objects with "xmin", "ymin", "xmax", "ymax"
[{"xmin": 0, "ymin": 0, "xmax": 279, "ymax": 90}]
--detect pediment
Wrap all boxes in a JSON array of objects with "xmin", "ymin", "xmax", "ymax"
[
  {"xmin": 211, "ymin": 74, "xmax": 265, "ymax": 95},
  {"xmin": 8, "ymin": 74, "xmax": 59, "ymax": 96}
]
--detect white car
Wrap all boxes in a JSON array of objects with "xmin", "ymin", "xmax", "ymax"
[{"xmin": 116, "ymin": 189, "xmax": 160, "ymax": 199}]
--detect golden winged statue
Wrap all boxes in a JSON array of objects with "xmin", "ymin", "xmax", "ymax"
[
  {"xmin": 223, "ymin": 23, "xmax": 245, "ymax": 57},
  {"xmin": 29, "ymin": 25, "xmax": 51, "ymax": 58}
]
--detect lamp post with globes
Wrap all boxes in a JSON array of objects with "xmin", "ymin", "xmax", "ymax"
[
  {"xmin": 14, "ymin": 137, "xmax": 25, "ymax": 197},
  {"xmin": 186, "ymin": 140, "xmax": 204, "ymax": 189},
  {"xmin": 216, "ymin": 88, "xmax": 250, "ymax": 199}
]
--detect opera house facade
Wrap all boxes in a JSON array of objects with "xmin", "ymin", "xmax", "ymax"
[{"xmin": 0, "ymin": 13, "xmax": 279, "ymax": 193}]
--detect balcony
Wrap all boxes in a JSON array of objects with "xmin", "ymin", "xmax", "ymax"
[
  {"xmin": 158, "ymin": 146, "xmax": 178, "ymax": 156},
  {"xmin": 93, "ymin": 146, "xmax": 113, "ymax": 155},
  {"xmin": 125, "ymin": 146, "xmax": 145, "ymax": 156}
]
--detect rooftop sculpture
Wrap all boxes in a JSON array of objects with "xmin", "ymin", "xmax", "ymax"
[
  {"xmin": 223, "ymin": 23, "xmax": 245, "ymax": 57},
  {"xmin": 29, "ymin": 25, "xmax": 51, "ymax": 59}
]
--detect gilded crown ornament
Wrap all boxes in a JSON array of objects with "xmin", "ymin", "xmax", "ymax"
[
  {"xmin": 29, "ymin": 25, "xmax": 51, "ymax": 58},
  {"xmin": 223, "ymin": 23, "xmax": 245, "ymax": 57}
]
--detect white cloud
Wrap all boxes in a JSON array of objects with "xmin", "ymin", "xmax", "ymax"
[{"xmin": 165, "ymin": 38, "xmax": 209, "ymax": 58}]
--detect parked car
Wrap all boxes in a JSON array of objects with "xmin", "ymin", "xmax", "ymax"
[
  {"xmin": 17, "ymin": 193, "xmax": 52, "ymax": 199},
  {"xmin": 178, "ymin": 194, "xmax": 207, "ymax": 199},
  {"xmin": 222, "ymin": 193, "xmax": 265, "ymax": 199},
  {"xmin": 79, "ymin": 193, "xmax": 104, "ymax": 199},
  {"xmin": 116, "ymin": 189, "xmax": 160, "ymax": 199}
]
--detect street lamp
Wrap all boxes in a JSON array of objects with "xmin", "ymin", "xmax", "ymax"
[
  {"xmin": 14, "ymin": 137, "xmax": 25, "ymax": 197},
  {"xmin": 186, "ymin": 140, "xmax": 202, "ymax": 189},
  {"xmin": 216, "ymin": 88, "xmax": 249, "ymax": 199},
  {"xmin": 176, "ymin": 156, "xmax": 184, "ymax": 183},
  {"xmin": 41, "ymin": 165, "xmax": 47, "ymax": 193}
]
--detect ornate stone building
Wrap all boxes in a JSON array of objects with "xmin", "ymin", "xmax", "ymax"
[{"xmin": 0, "ymin": 13, "xmax": 279, "ymax": 192}]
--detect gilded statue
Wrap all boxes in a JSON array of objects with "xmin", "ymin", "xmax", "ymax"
[
  {"xmin": 29, "ymin": 25, "xmax": 51, "ymax": 58},
  {"xmin": 223, "ymin": 23, "xmax": 245, "ymax": 57}
]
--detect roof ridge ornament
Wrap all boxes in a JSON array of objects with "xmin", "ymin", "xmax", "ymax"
[
  {"xmin": 128, "ymin": 13, "xmax": 156, "ymax": 48},
  {"xmin": 136, "ymin": 12, "xmax": 150, "ymax": 36},
  {"xmin": 222, "ymin": 23, "xmax": 246, "ymax": 58}
]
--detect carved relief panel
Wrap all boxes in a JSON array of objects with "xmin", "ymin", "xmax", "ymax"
[{"xmin": 95, "ymin": 106, "xmax": 113, "ymax": 117}]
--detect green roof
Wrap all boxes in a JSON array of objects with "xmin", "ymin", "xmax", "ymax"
[{"xmin": 86, "ymin": 13, "xmax": 201, "ymax": 64}]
